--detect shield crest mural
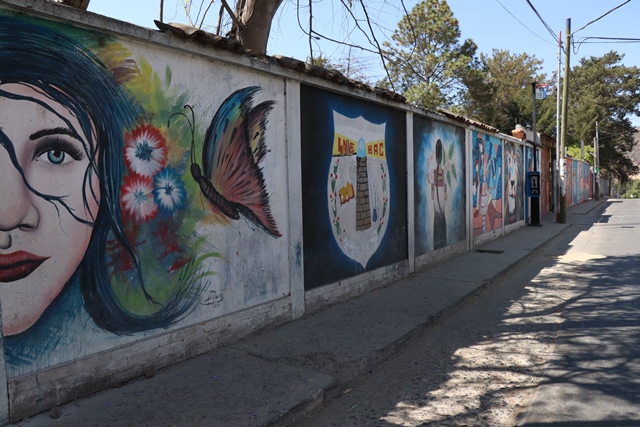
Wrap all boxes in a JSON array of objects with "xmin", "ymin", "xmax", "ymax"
[{"xmin": 327, "ymin": 111, "xmax": 389, "ymax": 268}]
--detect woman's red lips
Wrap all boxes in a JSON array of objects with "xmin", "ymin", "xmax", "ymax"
[{"xmin": 0, "ymin": 251, "xmax": 48, "ymax": 282}]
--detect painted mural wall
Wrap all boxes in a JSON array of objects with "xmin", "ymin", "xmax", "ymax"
[
  {"xmin": 565, "ymin": 158, "xmax": 574, "ymax": 205},
  {"xmin": 0, "ymin": 3, "xmax": 602, "ymax": 421},
  {"xmin": 580, "ymin": 161, "xmax": 590, "ymax": 203},
  {"xmin": 505, "ymin": 141, "xmax": 525, "ymax": 225},
  {"xmin": 0, "ymin": 12, "xmax": 290, "ymax": 377},
  {"xmin": 565, "ymin": 157, "xmax": 592, "ymax": 205},
  {"xmin": 413, "ymin": 116, "xmax": 466, "ymax": 255},
  {"xmin": 472, "ymin": 131, "xmax": 503, "ymax": 237},
  {"xmin": 300, "ymin": 84, "xmax": 407, "ymax": 290},
  {"xmin": 572, "ymin": 160, "xmax": 579, "ymax": 204}
]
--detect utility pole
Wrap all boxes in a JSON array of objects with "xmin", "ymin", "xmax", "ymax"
[
  {"xmin": 557, "ymin": 18, "xmax": 570, "ymax": 224},
  {"xmin": 595, "ymin": 121, "xmax": 600, "ymax": 200},
  {"xmin": 593, "ymin": 137, "xmax": 597, "ymax": 197},
  {"xmin": 555, "ymin": 31, "xmax": 562, "ymax": 213}
]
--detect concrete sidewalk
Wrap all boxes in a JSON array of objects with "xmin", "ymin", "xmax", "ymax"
[{"xmin": 16, "ymin": 199, "xmax": 607, "ymax": 427}]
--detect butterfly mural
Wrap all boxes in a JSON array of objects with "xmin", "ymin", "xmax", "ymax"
[{"xmin": 171, "ymin": 86, "xmax": 281, "ymax": 238}]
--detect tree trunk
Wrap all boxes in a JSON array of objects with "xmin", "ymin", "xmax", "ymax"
[{"xmin": 233, "ymin": 0, "xmax": 284, "ymax": 56}]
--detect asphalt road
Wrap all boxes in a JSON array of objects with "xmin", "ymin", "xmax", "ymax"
[
  {"xmin": 296, "ymin": 199, "xmax": 640, "ymax": 427},
  {"xmin": 517, "ymin": 199, "xmax": 640, "ymax": 427}
]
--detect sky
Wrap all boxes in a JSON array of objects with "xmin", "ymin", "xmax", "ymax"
[
  {"xmin": 87, "ymin": 0, "xmax": 640, "ymax": 122},
  {"xmin": 87, "ymin": 0, "xmax": 640, "ymax": 76}
]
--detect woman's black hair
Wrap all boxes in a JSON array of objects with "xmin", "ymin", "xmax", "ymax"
[
  {"xmin": 0, "ymin": 14, "xmax": 199, "ymax": 334},
  {"xmin": 435, "ymin": 138, "xmax": 443, "ymax": 164}
]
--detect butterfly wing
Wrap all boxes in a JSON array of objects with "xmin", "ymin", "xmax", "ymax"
[{"xmin": 202, "ymin": 87, "xmax": 281, "ymax": 237}]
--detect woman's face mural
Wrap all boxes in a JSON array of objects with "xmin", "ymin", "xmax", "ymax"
[
  {"xmin": 0, "ymin": 12, "xmax": 288, "ymax": 378},
  {"xmin": 0, "ymin": 83, "xmax": 100, "ymax": 336}
]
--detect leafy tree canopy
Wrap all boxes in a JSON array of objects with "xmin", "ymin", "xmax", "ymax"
[
  {"xmin": 568, "ymin": 51, "xmax": 640, "ymax": 182},
  {"xmin": 380, "ymin": 0, "xmax": 477, "ymax": 110},
  {"xmin": 461, "ymin": 49, "xmax": 555, "ymax": 135}
]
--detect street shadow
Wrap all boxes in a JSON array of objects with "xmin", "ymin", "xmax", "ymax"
[
  {"xmin": 310, "ymin": 201, "xmax": 640, "ymax": 427},
  {"xmin": 513, "ymin": 254, "xmax": 640, "ymax": 427}
]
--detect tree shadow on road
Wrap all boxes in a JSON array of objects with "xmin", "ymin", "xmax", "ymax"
[{"xmin": 306, "ymin": 215, "xmax": 640, "ymax": 427}]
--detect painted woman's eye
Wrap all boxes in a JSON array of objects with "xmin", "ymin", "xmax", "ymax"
[
  {"xmin": 47, "ymin": 149, "xmax": 66, "ymax": 165},
  {"xmin": 34, "ymin": 137, "xmax": 85, "ymax": 165}
]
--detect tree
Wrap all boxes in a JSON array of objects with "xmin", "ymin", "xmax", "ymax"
[
  {"xmin": 172, "ymin": 0, "xmax": 283, "ymax": 55},
  {"xmin": 379, "ymin": 0, "xmax": 477, "ymax": 110},
  {"xmin": 227, "ymin": 0, "xmax": 284, "ymax": 56},
  {"xmin": 461, "ymin": 49, "xmax": 555, "ymax": 135},
  {"xmin": 568, "ymin": 51, "xmax": 640, "ymax": 182}
]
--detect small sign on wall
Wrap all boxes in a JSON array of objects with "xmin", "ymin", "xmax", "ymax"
[{"xmin": 526, "ymin": 171, "xmax": 541, "ymax": 198}]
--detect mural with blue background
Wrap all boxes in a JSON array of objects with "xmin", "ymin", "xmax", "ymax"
[
  {"xmin": 300, "ymin": 84, "xmax": 407, "ymax": 290},
  {"xmin": 414, "ymin": 116, "xmax": 466, "ymax": 255},
  {"xmin": 472, "ymin": 131, "xmax": 502, "ymax": 237}
]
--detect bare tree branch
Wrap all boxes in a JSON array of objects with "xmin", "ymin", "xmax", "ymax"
[
  {"xmin": 182, "ymin": 0, "xmax": 195, "ymax": 26},
  {"xmin": 198, "ymin": 0, "xmax": 215, "ymax": 29},
  {"xmin": 308, "ymin": 0, "xmax": 314, "ymax": 64},
  {"xmin": 216, "ymin": 3, "xmax": 224, "ymax": 35},
  {"xmin": 338, "ymin": 0, "xmax": 376, "ymax": 49},
  {"xmin": 220, "ymin": 0, "xmax": 244, "ymax": 32},
  {"xmin": 174, "ymin": 0, "xmax": 413, "ymax": 82},
  {"xmin": 309, "ymin": 29, "xmax": 381, "ymax": 55},
  {"xmin": 358, "ymin": 0, "xmax": 393, "ymax": 90},
  {"xmin": 194, "ymin": 0, "xmax": 207, "ymax": 25}
]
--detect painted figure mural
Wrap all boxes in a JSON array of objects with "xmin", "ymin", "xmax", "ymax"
[
  {"xmin": 505, "ymin": 141, "xmax": 524, "ymax": 225},
  {"xmin": 0, "ymin": 13, "xmax": 284, "ymax": 374},
  {"xmin": 573, "ymin": 160, "xmax": 579, "ymax": 204},
  {"xmin": 432, "ymin": 140, "xmax": 448, "ymax": 247},
  {"xmin": 301, "ymin": 85, "xmax": 407, "ymax": 290},
  {"xmin": 414, "ymin": 117, "xmax": 465, "ymax": 255},
  {"xmin": 472, "ymin": 132, "xmax": 502, "ymax": 237}
]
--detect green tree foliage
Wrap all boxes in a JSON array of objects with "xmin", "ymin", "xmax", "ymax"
[
  {"xmin": 380, "ymin": 0, "xmax": 477, "ymax": 110},
  {"xmin": 566, "ymin": 144, "xmax": 593, "ymax": 161},
  {"xmin": 461, "ymin": 49, "xmax": 555, "ymax": 134},
  {"xmin": 568, "ymin": 51, "xmax": 640, "ymax": 182},
  {"xmin": 306, "ymin": 52, "xmax": 372, "ymax": 83},
  {"xmin": 618, "ymin": 179, "xmax": 640, "ymax": 198},
  {"xmin": 307, "ymin": 53, "xmax": 334, "ymax": 68}
]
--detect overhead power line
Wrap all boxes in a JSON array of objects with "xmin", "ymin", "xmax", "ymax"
[
  {"xmin": 525, "ymin": 0, "xmax": 560, "ymax": 44},
  {"xmin": 573, "ymin": 0, "xmax": 631, "ymax": 34},
  {"xmin": 495, "ymin": 0, "xmax": 556, "ymax": 46},
  {"xmin": 577, "ymin": 36, "xmax": 640, "ymax": 44}
]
